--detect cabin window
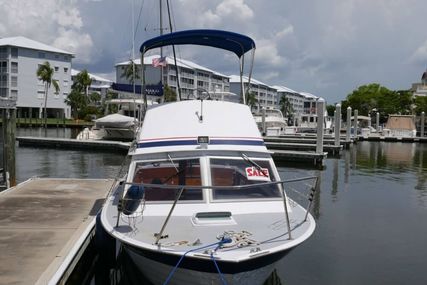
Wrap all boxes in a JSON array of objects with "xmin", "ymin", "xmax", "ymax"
[
  {"xmin": 210, "ymin": 158, "xmax": 281, "ymax": 200},
  {"xmin": 133, "ymin": 158, "xmax": 202, "ymax": 201}
]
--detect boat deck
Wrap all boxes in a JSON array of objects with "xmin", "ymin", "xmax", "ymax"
[
  {"xmin": 103, "ymin": 185, "xmax": 315, "ymax": 261},
  {"xmin": 0, "ymin": 178, "xmax": 114, "ymax": 285}
]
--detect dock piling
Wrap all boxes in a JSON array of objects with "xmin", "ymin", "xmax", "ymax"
[
  {"xmin": 2, "ymin": 108, "xmax": 16, "ymax": 188},
  {"xmin": 316, "ymin": 98, "xmax": 325, "ymax": 154},
  {"xmin": 353, "ymin": 109, "xmax": 358, "ymax": 140},
  {"xmin": 335, "ymin": 104, "xmax": 341, "ymax": 147},
  {"xmin": 421, "ymin": 112, "xmax": 425, "ymax": 138},
  {"xmin": 346, "ymin": 107, "xmax": 352, "ymax": 142},
  {"xmin": 376, "ymin": 112, "xmax": 380, "ymax": 132}
]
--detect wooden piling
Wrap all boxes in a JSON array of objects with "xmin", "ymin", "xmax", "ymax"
[{"xmin": 2, "ymin": 108, "xmax": 16, "ymax": 187}]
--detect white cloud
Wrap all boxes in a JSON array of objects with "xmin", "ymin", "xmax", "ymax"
[
  {"xmin": 410, "ymin": 40, "xmax": 427, "ymax": 63},
  {"xmin": 0, "ymin": 0, "xmax": 93, "ymax": 63}
]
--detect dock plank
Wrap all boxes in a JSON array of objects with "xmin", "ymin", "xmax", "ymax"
[{"xmin": 0, "ymin": 178, "xmax": 114, "ymax": 285}]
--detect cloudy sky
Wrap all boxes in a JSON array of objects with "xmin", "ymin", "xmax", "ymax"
[{"xmin": 1, "ymin": 0, "xmax": 427, "ymax": 103}]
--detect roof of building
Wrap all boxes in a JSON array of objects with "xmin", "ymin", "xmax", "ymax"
[
  {"xmin": 299, "ymin": 92, "xmax": 318, "ymax": 99},
  {"xmin": 71, "ymin": 69, "xmax": 113, "ymax": 84},
  {"xmin": 115, "ymin": 55, "xmax": 228, "ymax": 78},
  {"xmin": 272, "ymin": 85, "xmax": 298, "ymax": 93},
  {"xmin": 228, "ymin": 75, "xmax": 271, "ymax": 87},
  {"xmin": 0, "ymin": 36, "xmax": 74, "ymax": 55}
]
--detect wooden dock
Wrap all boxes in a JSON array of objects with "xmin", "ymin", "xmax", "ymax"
[
  {"xmin": 0, "ymin": 178, "xmax": 114, "ymax": 285},
  {"xmin": 357, "ymin": 135, "xmax": 427, "ymax": 143},
  {"xmin": 270, "ymin": 149, "xmax": 327, "ymax": 166},
  {"xmin": 16, "ymin": 136, "xmax": 130, "ymax": 152},
  {"xmin": 16, "ymin": 136, "xmax": 334, "ymax": 165}
]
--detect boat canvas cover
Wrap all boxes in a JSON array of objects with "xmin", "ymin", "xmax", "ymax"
[
  {"xmin": 135, "ymin": 100, "xmax": 266, "ymax": 154},
  {"xmin": 140, "ymin": 29, "xmax": 255, "ymax": 58},
  {"xmin": 95, "ymin": 113, "xmax": 136, "ymax": 128}
]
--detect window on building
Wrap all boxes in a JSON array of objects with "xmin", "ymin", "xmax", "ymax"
[
  {"xmin": 11, "ymin": 48, "xmax": 18, "ymax": 58},
  {"xmin": 64, "ymin": 67, "xmax": 68, "ymax": 73},
  {"xmin": 63, "ymin": 80, "xmax": 68, "ymax": 87},
  {"xmin": 54, "ymin": 66, "xmax": 59, "ymax": 72},
  {"xmin": 38, "ymin": 52, "xmax": 45, "ymax": 59},
  {"xmin": 0, "ymin": 61, "xmax": 7, "ymax": 73},
  {"xmin": 55, "ymin": 54, "xmax": 59, "ymax": 59},
  {"xmin": 37, "ymin": 90, "xmax": 45, "ymax": 99},
  {"xmin": 11, "ymin": 76, "xmax": 18, "ymax": 87},
  {"xmin": 10, "ymin": 90, "xmax": 17, "ymax": 99},
  {"xmin": 11, "ymin": 62, "xmax": 18, "ymax": 73},
  {"xmin": 0, "ymin": 47, "xmax": 7, "ymax": 59}
]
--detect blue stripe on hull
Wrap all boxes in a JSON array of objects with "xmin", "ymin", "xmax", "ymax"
[{"xmin": 137, "ymin": 139, "xmax": 265, "ymax": 149}]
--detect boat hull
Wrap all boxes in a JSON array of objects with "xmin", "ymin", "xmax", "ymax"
[{"xmin": 123, "ymin": 242, "xmax": 293, "ymax": 285}]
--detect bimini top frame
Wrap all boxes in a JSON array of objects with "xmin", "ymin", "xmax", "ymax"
[{"xmin": 139, "ymin": 29, "xmax": 256, "ymax": 107}]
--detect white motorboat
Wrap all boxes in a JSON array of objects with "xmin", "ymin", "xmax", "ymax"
[
  {"xmin": 100, "ymin": 30, "xmax": 317, "ymax": 285},
  {"xmin": 253, "ymin": 108, "xmax": 291, "ymax": 136}
]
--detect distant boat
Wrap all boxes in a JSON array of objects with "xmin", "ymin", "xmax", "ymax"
[
  {"xmin": 252, "ymin": 108, "xmax": 295, "ymax": 136},
  {"xmin": 100, "ymin": 29, "xmax": 317, "ymax": 285},
  {"xmin": 77, "ymin": 98, "xmax": 147, "ymax": 141},
  {"xmin": 383, "ymin": 115, "xmax": 416, "ymax": 137}
]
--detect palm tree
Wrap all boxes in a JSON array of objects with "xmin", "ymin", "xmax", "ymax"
[
  {"xmin": 279, "ymin": 95, "xmax": 293, "ymax": 119},
  {"xmin": 121, "ymin": 59, "xmax": 140, "ymax": 85},
  {"xmin": 36, "ymin": 61, "xmax": 59, "ymax": 128},
  {"xmin": 245, "ymin": 91, "xmax": 257, "ymax": 110},
  {"xmin": 72, "ymin": 70, "xmax": 92, "ymax": 97}
]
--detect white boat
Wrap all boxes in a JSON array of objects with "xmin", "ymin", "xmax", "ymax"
[
  {"xmin": 253, "ymin": 108, "xmax": 293, "ymax": 136},
  {"xmin": 100, "ymin": 30, "xmax": 317, "ymax": 285},
  {"xmin": 77, "ymin": 99, "xmax": 146, "ymax": 141}
]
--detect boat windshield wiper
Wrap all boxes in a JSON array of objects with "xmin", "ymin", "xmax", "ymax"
[
  {"xmin": 168, "ymin": 154, "xmax": 179, "ymax": 173},
  {"xmin": 241, "ymin": 153, "xmax": 268, "ymax": 177},
  {"xmin": 162, "ymin": 154, "xmax": 186, "ymax": 185}
]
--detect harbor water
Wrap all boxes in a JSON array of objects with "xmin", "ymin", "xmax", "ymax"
[{"xmin": 5, "ymin": 128, "xmax": 427, "ymax": 284}]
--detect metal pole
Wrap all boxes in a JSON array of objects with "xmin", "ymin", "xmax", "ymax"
[
  {"xmin": 281, "ymin": 184, "xmax": 292, "ymax": 240},
  {"xmin": 346, "ymin": 107, "xmax": 351, "ymax": 142},
  {"xmin": 421, "ymin": 111, "xmax": 425, "ymax": 137},
  {"xmin": 262, "ymin": 107, "xmax": 266, "ymax": 136},
  {"xmin": 353, "ymin": 109, "xmax": 358, "ymax": 139},
  {"xmin": 316, "ymin": 98, "xmax": 325, "ymax": 154},
  {"xmin": 155, "ymin": 187, "xmax": 185, "ymax": 245},
  {"xmin": 335, "ymin": 104, "xmax": 341, "ymax": 147}
]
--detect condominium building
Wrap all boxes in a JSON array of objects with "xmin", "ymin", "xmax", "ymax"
[
  {"xmin": 0, "ymin": 36, "xmax": 73, "ymax": 119},
  {"xmin": 229, "ymin": 75, "xmax": 278, "ymax": 112},
  {"xmin": 115, "ymin": 55, "xmax": 232, "ymax": 101}
]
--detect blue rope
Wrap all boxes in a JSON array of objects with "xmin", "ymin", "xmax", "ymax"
[
  {"xmin": 210, "ymin": 252, "xmax": 229, "ymax": 285},
  {"xmin": 162, "ymin": 237, "xmax": 231, "ymax": 285}
]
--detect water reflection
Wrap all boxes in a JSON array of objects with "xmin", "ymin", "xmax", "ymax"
[{"xmin": 277, "ymin": 141, "xmax": 427, "ymax": 285}]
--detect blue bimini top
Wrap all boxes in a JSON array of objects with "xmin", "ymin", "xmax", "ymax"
[{"xmin": 140, "ymin": 29, "xmax": 256, "ymax": 58}]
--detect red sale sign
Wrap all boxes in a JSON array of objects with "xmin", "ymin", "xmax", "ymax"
[{"xmin": 245, "ymin": 167, "xmax": 270, "ymax": 181}]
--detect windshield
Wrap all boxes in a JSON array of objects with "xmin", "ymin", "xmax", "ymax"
[
  {"xmin": 210, "ymin": 158, "xmax": 282, "ymax": 200},
  {"xmin": 132, "ymin": 158, "xmax": 202, "ymax": 201}
]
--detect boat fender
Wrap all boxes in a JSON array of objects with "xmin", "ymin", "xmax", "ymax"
[{"xmin": 122, "ymin": 185, "xmax": 145, "ymax": 215}]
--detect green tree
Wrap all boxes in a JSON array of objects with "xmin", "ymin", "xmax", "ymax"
[
  {"xmin": 36, "ymin": 61, "xmax": 60, "ymax": 128},
  {"xmin": 164, "ymin": 84, "xmax": 177, "ymax": 102},
  {"xmin": 342, "ymin": 83, "xmax": 412, "ymax": 123},
  {"xmin": 245, "ymin": 91, "xmax": 257, "ymax": 110},
  {"xmin": 72, "ymin": 70, "xmax": 92, "ymax": 97},
  {"xmin": 64, "ymin": 89, "xmax": 87, "ymax": 119},
  {"xmin": 279, "ymin": 95, "xmax": 293, "ymax": 118},
  {"xmin": 88, "ymin": 92, "xmax": 101, "ymax": 105},
  {"xmin": 121, "ymin": 59, "xmax": 140, "ymax": 84},
  {"xmin": 414, "ymin": 96, "xmax": 427, "ymax": 115},
  {"xmin": 326, "ymin": 104, "xmax": 336, "ymax": 116}
]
